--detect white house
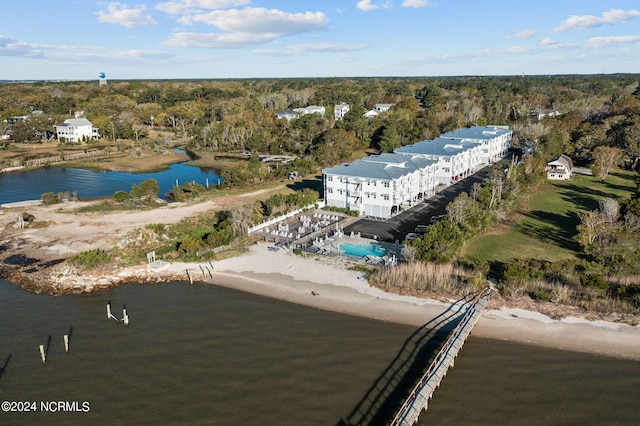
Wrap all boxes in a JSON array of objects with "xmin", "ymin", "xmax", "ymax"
[
  {"xmin": 546, "ymin": 155, "xmax": 573, "ymax": 180},
  {"xmin": 334, "ymin": 104, "xmax": 350, "ymax": 120},
  {"xmin": 292, "ymin": 105, "xmax": 326, "ymax": 116},
  {"xmin": 54, "ymin": 118, "xmax": 100, "ymax": 142},
  {"xmin": 440, "ymin": 125, "xmax": 512, "ymax": 164},
  {"xmin": 363, "ymin": 110, "xmax": 380, "ymax": 119},
  {"xmin": 275, "ymin": 110, "xmax": 298, "ymax": 121},
  {"xmin": 374, "ymin": 103, "xmax": 394, "ymax": 112}
]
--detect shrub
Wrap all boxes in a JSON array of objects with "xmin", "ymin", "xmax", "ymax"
[
  {"xmin": 73, "ymin": 249, "xmax": 111, "ymax": 269},
  {"xmin": 41, "ymin": 192, "xmax": 61, "ymax": 205},
  {"xmin": 580, "ymin": 273, "xmax": 608, "ymax": 290},
  {"xmin": 113, "ymin": 190, "xmax": 131, "ymax": 203},
  {"xmin": 178, "ymin": 237, "xmax": 201, "ymax": 255}
]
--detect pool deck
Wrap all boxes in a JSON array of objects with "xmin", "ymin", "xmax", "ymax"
[{"xmin": 308, "ymin": 235, "xmax": 402, "ymax": 265}]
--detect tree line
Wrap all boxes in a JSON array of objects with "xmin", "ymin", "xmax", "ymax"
[{"xmin": 2, "ymin": 75, "xmax": 640, "ymax": 176}]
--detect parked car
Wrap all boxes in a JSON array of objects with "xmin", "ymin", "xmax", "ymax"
[
  {"xmin": 404, "ymin": 232, "xmax": 421, "ymax": 241},
  {"xmin": 415, "ymin": 225, "xmax": 428, "ymax": 234},
  {"xmin": 429, "ymin": 214, "xmax": 448, "ymax": 224}
]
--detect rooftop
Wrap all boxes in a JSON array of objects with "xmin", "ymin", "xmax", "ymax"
[{"xmin": 441, "ymin": 125, "xmax": 511, "ymax": 140}]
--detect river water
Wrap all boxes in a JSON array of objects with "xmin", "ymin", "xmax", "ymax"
[
  {"xmin": 0, "ymin": 278, "xmax": 638, "ymax": 425},
  {"xmin": 0, "ymin": 159, "xmax": 221, "ymax": 205}
]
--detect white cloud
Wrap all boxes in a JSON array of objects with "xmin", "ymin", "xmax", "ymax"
[
  {"xmin": 96, "ymin": 3, "xmax": 157, "ymax": 28},
  {"xmin": 505, "ymin": 38, "xmax": 574, "ymax": 55},
  {"xmin": 0, "ymin": 36, "xmax": 38, "ymax": 57},
  {"xmin": 554, "ymin": 8, "xmax": 640, "ymax": 32},
  {"xmin": 586, "ymin": 35, "xmax": 640, "ymax": 49},
  {"xmin": 182, "ymin": 7, "xmax": 329, "ymax": 36},
  {"xmin": 540, "ymin": 37, "xmax": 558, "ymax": 46},
  {"xmin": 164, "ymin": 7, "xmax": 329, "ymax": 48},
  {"xmin": 254, "ymin": 43, "xmax": 369, "ymax": 56},
  {"xmin": 0, "ymin": 35, "xmax": 177, "ymax": 65},
  {"xmin": 356, "ymin": 0, "xmax": 392, "ymax": 11},
  {"xmin": 402, "ymin": 0, "xmax": 430, "ymax": 8},
  {"xmin": 156, "ymin": 0, "xmax": 250, "ymax": 15},
  {"xmin": 164, "ymin": 32, "xmax": 276, "ymax": 48},
  {"xmin": 507, "ymin": 28, "xmax": 537, "ymax": 39}
]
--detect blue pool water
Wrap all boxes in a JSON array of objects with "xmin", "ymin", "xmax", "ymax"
[{"xmin": 339, "ymin": 241, "xmax": 386, "ymax": 257}]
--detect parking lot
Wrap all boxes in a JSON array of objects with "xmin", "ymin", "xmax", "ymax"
[{"xmin": 343, "ymin": 158, "xmax": 511, "ymax": 242}]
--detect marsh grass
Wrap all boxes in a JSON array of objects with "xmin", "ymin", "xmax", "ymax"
[{"xmin": 369, "ymin": 261, "xmax": 486, "ymax": 298}]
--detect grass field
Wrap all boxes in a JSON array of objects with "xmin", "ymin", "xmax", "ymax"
[{"xmin": 462, "ymin": 169, "xmax": 637, "ymax": 263}]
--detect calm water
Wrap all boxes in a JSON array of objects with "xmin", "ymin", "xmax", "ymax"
[
  {"xmin": 1, "ymin": 278, "xmax": 638, "ymax": 425},
  {"xmin": 0, "ymin": 158, "xmax": 221, "ymax": 205}
]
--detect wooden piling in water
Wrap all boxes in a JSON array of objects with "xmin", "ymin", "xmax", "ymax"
[
  {"xmin": 39, "ymin": 345, "xmax": 46, "ymax": 363},
  {"xmin": 63, "ymin": 335, "xmax": 69, "ymax": 353},
  {"xmin": 122, "ymin": 305, "xmax": 129, "ymax": 326}
]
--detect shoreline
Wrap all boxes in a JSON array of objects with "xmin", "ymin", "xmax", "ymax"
[
  {"xmin": 2, "ymin": 245, "xmax": 639, "ymax": 361},
  {"xmin": 1, "ymin": 200, "xmax": 639, "ymax": 361},
  {"xmin": 205, "ymin": 245, "xmax": 640, "ymax": 361}
]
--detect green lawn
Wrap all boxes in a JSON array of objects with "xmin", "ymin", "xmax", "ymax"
[{"xmin": 463, "ymin": 169, "xmax": 637, "ymax": 263}]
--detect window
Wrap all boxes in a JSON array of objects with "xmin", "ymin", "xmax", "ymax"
[
  {"xmin": 382, "ymin": 194, "xmax": 389, "ymax": 201},
  {"xmin": 383, "ymin": 182, "xmax": 390, "ymax": 188},
  {"xmin": 328, "ymin": 188, "xmax": 333, "ymax": 194},
  {"xmin": 327, "ymin": 176, "xmax": 333, "ymax": 182}
]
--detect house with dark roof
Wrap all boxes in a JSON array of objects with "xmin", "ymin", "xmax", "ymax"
[{"xmin": 546, "ymin": 155, "xmax": 573, "ymax": 180}]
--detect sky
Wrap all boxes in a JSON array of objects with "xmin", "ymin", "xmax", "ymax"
[{"xmin": 1, "ymin": 0, "xmax": 639, "ymax": 80}]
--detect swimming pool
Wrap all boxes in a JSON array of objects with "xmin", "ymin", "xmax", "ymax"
[{"xmin": 338, "ymin": 241, "xmax": 386, "ymax": 258}]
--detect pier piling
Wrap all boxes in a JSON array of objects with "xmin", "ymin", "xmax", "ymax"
[
  {"xmin": 122, "ymin": 305, "xmax": 129, "ymax": 326},
  {"xmin": 39, "ymin": 345, "xmax": 46, "ymax": 363}
]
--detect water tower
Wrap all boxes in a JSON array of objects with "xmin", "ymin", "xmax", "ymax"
[{"xmin": 99, "ymin": 72, "xmax": 107, "ymax": 86}]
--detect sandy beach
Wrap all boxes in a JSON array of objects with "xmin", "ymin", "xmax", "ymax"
[
  {"xmin": 1, "ymin": 199, "xmax": 640, "ymax": 361},
  {"xmin": 185, "ymin": 243, "xmax": 639, "ymax": 361}
]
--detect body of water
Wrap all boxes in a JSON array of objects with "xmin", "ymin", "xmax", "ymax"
[
  {"xmin": 0, "ymin": 154, "xmax": 221, "ymax": 205},
  {"xmin": 0, "ymin": 278, "xmax": 638, "ymax": 425}
]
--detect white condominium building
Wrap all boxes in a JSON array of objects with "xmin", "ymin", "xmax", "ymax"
[
  {"xmin": 323, "ymin": 153, "xmax": 438, "ymax": 219},
  {"xmin": 395, "ymin": 137, "xmax": 484, "ymax": 185},
  {"xmin": 440, "ymin": 125, "xmax": 512, "ymax": 164},
  {"xmin": 323, "ymin": 125, "xmax": 512, "ymax": 219}
]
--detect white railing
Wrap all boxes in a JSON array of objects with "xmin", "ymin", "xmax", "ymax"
[{"xmin": 247, "ymin": 201, "xmax": 325, "ymax": 235}]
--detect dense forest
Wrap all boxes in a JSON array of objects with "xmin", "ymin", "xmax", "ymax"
[{"xmin": 2, "ymin": 75, "xmax": 640, "ymax": 172}]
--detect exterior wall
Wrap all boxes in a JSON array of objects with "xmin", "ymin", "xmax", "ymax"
[
  {"xmin": 546, "ymin": 163, "xmax": 571, "ymax": 180},
  {"xmin": 55, "ymin": 124, "xmax": 94, "ymax": 142},
  {"xmin": 334, "ymin": 104, "xmax": 350, "ymax": 120},
  {"xmin": 547, "ymin": 170, "xmax": 571, "ymax": 180},
  {"xmin": 323, "ymin": 126, "xmax": 512, "ymax": 219}
]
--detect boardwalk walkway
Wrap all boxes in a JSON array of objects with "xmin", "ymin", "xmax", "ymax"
[
  {"xmin": 390, "ymin": 287, "xmax": 492, "ymax": 425},
  {"xmin": 338, "ymin": 287, "xmax": 491, "ymax": 426}
]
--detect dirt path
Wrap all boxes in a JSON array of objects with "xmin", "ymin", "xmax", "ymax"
[{"xmin": 0, "ymin": 188, "xmax": 276, "ymax": 262}]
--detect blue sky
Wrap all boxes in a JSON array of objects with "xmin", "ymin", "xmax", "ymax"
[{"xmin": 1, "ymin": 0, "xmax": 639, "ymax": 80}]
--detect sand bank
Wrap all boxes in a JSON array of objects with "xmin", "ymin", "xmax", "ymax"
[{"xmin": 201, "ymin": 244, "xmax": 640, "ymax": 361}]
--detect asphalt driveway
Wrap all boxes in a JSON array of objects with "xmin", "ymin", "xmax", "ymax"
[{"xmin": 343, "ymin": 157, "xmax": 511, "ymax": 242}]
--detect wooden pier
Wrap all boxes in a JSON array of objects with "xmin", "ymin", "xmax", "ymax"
[{"xmin": 390, "ymin": 287, "xmax": 492, "ymax": 426}]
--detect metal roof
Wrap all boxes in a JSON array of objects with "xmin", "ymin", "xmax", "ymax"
[
  {"xmin": 441, "ymin": 125, "xmax": 511, "ymax": 140},
  {"xmin": 55, "ymin": 118, "xmax": 93, "ymax": 127},
  {"xmin": 395, "ymin": 137, "xmax": 481, "ymax": 157}
]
